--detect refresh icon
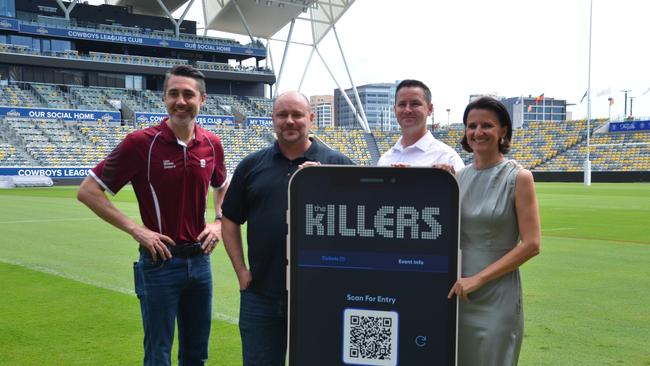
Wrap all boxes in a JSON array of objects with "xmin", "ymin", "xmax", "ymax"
[{"xmin": 415, "ymin": 335, "xmax": 427, "ymax": 347}]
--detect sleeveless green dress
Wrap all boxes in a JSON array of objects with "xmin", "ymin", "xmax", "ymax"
[{"xmin": 457, "ymin": 159, "xmax": 524, "ymax": 366}]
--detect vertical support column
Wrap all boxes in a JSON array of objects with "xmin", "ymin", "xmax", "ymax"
[
  {"xmin": 298, "ymin": 47, "xmax": 316, "ymax": 93},
  {"xmin": 274, "ymin": 19, "xmax": 296, "ymax": 98},
  {"xmin": 315, "ymin": 47, "xmax": 370, "ymax": 133},
  {"xmin": 232, "ymin": 0, "xmax": 256, "ymax": 44},
  {"xmin": 156, "ymin": 0, "xmax": 195, "ymax": 37},
  {"xmin": 332, "ymin": 25, "xmax": 369, "ymax": 128},
  {"xmin": 56, "ymin": 0, "xmax": 78, "ymax": 21},
  {"xmin": 266, "ymin": 39, "xmax": 275, "ymax": 98},
  {"xmin": 202, "ymin": 0, "xmax": 209, "ymax": 36}
]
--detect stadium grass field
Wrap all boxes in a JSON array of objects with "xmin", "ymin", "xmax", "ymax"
[{"xmin": 0, "ymin": 183, "xmax": 648, "ymax": 365}]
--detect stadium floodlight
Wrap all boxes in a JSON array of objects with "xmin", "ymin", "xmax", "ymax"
[{"xmin": 619, "ymin": 90, "xmax": 631, "ymax": 118}]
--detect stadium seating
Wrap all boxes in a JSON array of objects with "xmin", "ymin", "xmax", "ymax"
[
  {"xmin": 2, "ymin": 42, "xmax": 272, "ymax": 74},
  {"xmin": 205, "ymin": 125, "xmax": 270, "ymax": 173},
  {"xmin": 431, "ymin": 120, "xmax": 593, "ymax": 170},
  {"xmin": 313, "ymin": 127, "xmax": 373, "ymax": 165},
  {"xmin": 73, "ymin": 122, "xmax": 273, "ymax": 173},
  {"xmin": 0, "ymin": 42, "xmax": 184, "ymax": 68},
  {"xmin": 17, "ymin": 18, "xmax": 263, "ymax": 53},
  {"xmin": 203, "ymin": 95, "xmax": 237, "ymax": 116},
  {"xmin": 138, "ymin": 90, "xmax": 167, "ymax": 113},
  {"xmin": 195, "ymin": 61, "xmax": 273, "ymax": 75},
  {"xmin": 0, "ymin": 140, "xmax": 33, "ymax": 167},
  {"xmin": 370, "ymin": 129, "xmax": 400, "ymax": 157},
  {"xmin": 0, "ymin": 84, "xmax": 42, "ymax": 108},
  {"xmin": 68, "ymin": 86, "xmax": 119, "ymax": 111},
  {"xmin": 88, "ymin": 51, "xmax": 188, "ymax": 68},
  {"xmin": 248, "ymin": 97, "xmax": 273, "ymax": 117},
  {"xmin": 3, "ymin": 5, "xmax": 648, "ymax": 178},
  {"xmin": 3, "ymin": 79, "xmax": 648, "ymax": 174},
  {"xmin": 508, "ymin": 119, "xmax": 589, "ymax": 170},
  {"xmin": 537, "ymin": 130, "xmax": 650, "ymax": 172},
  {"xmin": 0, "ymin": 82, "xmax": 276, "ymax": 121},
  {"xmin": 431, "ymin": 125, "xmax": 472, "ymax": 165},
  {"xmin": 213, "ymin": 94, "xmax": 257, "ymax": 117},
  {"xmin": 30, "ymin": 83, "xmax": 74, "ymax": 109},
  {"xmin": 1, "ymin": 117, "xmax": 102, "ymax": 166}
]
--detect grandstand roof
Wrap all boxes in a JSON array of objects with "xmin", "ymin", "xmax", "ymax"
[{"xmin": 108, "ymin": 0, "xmax": 354, "ymax": 42}]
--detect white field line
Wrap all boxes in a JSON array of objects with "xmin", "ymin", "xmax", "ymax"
[{"xmin": 0, "ymin": 258, "xmax": 239, "ymax": 324}]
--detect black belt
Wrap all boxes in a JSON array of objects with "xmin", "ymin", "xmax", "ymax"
[
  {"xmin": 140, "ymin": 243, "xmax": 204, "ymax": 258},
  {"xmin": 168, "ymin": 243, "xmax": 204, "ymax": 258}
]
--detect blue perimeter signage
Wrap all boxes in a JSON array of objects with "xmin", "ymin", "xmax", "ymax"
[
  {"xmin": 0, "ymin": 167, "xmax": 92, "ymax": 179},
  {"xmin": 0, "ymin": 17, "xmax": 19, "ymax": 31},
  {"xmin": 134, "ymin": 112, "xmax": 234, "ymax": 126},
  {"xmin": 0, "ymin": 106, "xmax": 120, "ymax": 123},
  {"xmin": 246, "ymin": 116, "xmax": 273, "ymax": 126},
  {"xmin": 0, "ymin": 17, "xmax": 265, "ymax": 58},
  {"xmin": 609, "ymin": 120, "xmax": 650, "ymax": 132}
]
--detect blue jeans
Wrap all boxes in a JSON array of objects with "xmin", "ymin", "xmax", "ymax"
[
  {"xmin": 239, "ymin": 290, "xmax": 288, "ymax": 366},
  {"xmin": 133, "ymin": 253, "xmax": 213, "ymax": 366}
]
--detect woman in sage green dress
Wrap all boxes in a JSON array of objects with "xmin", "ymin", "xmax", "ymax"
[{"xmin": 448, "ymin": 97, "xmax": 541, "ymax": 366}]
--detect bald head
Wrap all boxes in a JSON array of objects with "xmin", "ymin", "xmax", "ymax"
[
  {"xmin": 271, "ymin": 90, "xmax": 314, "ymax": 148},
  {"xmin": 273, "ymin": 91, "xmax": 312, "ymax": 113}
]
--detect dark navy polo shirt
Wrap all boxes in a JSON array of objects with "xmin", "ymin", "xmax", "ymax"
[{"xmin": 222, "ymin": 138, "xmax": 354, "ymax": 295}]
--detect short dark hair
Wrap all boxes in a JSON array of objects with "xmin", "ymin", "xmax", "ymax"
[
  {"xmin": 461, "ymin": 96, "xmax": 512, "ymax": 154},
  {"xmin": 163, "ymin": 65, "xmax": 206, "ymax": 95},
  {"xmin": 395, "ymin": 79, "xmax": 432, "ymax": 105}
]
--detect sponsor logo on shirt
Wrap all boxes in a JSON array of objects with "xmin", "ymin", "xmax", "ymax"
[
  {"xmin": 200, "ymin": 159, "xmax": 206, "ymax": 168},
  {"xmin": 163, "ymin": 160, "xmax": 176, "ymax": 169}
]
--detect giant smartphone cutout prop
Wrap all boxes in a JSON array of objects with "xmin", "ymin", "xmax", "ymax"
[{"xmin": 288, "ymin": 166, "xmax": 459, "ymax": 366}]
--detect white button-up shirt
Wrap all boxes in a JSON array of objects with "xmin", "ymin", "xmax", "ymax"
[{"xmin": 377, "ymin": 131, "xmax": 465, "ymax": 171}]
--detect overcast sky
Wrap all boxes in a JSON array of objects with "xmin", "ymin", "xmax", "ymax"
[
  {"xmin": 92, "ymin": 0, "xmax": 650, "ymax": 124},
  {"xmin": 261, "ymin": 0, "xmax": 650, "ymax": 124}
]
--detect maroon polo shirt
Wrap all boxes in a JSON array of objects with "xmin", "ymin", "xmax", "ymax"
[{"xmin": 90, "ymin": 119, "xmax": 226, "ymax": 244}]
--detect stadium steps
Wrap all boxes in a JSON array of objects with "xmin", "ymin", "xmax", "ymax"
[
  {"xmin": 532, "ymin": 121, "xmax": 602, "ymax": 171},
  {"xmin": 535, "ymin": 129, "xmax": 650, "ymax": 172},
  {"xmin": 0, "ymin": 141, "xmax": 35, "ymax": 166},
  {"xmin": 364, "ymin": 133, "xmax": 381, "ymax": 164},
  {"xmin": 28, "ymin": 83, "xmax": 73, "ymax": 109},
  {"xmin": 251, "ymin": 125, "xmax": 276, "ymax": 144},
  {"xmin": 247, "ymin": 96, "xmax": 273, "ymax": 117},
  {"xmin": 65, "ymin": 123, "xmax": 94, "ymax": 147},
  {"xmin": 532, "ymin": 134, "xmax": 586, "ymax": 170},
  {"xmin": 1, "ymin": 84, "xmax": 43, "ymax": 108},
  {"xmin": 312, "ymin": 127, "xmax": 373, "ymax": 165},
  {"xmin": 0, "ymin": 118, "xmax": 40, "ymax": 166}
]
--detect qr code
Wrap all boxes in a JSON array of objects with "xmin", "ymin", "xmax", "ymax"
[{"xmin": 343, "ymin": 308, "xmax": 398, "ymax": 366}]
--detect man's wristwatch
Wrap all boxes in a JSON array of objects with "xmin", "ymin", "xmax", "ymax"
[{"xmin": 215, "ymin": 213, "xmax": 223, "ymax": 221}]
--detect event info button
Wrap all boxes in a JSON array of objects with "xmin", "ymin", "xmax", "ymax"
[{"xmin": 397, "ymin": 258, "xmax": 425, "ymax": 266}]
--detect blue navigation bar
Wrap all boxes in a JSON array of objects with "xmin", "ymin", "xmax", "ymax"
[{"xmin": 298, "ymin": 251, "xmax": 448, "ymax": 273}]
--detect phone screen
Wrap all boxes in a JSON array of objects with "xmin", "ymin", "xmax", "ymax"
[{"xmin": 288, "ymin": 166, "xmax": 458, "ymax": 366}]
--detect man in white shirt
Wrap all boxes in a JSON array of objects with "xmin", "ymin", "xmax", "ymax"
[{"xmin": 378, "ymin": 79, "xmax": 465, "ymax": 172}]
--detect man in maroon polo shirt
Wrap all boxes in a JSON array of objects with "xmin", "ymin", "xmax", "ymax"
[{"xmin": 78, "ymin": 65, "xmax": 227, "ymax": 366}]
